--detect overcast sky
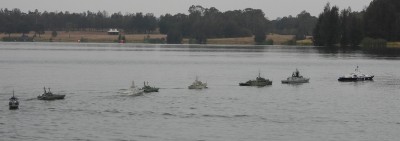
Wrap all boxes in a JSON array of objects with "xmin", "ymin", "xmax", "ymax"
[{"xmin": 1, "ymin": 0, "xmax": 372, "ymax": 19}]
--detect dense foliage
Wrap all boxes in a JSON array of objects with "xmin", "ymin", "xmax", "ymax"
[
  {"xmin": 312, "ymin": 3, "xmax": 341, "ymax": 46},
  {"xmin": 1, "ymin": 0, "xmax": 399, "ymax": 46},
  {"xmin": 313, "ymin": 0, "xmax": 400, "ymax": 47},
  {"xmin": 0, "ymin": 6, "xmax": 317, "ymax": 44},
  {"xmin": 270, "ymin": 11, "xmax": 317, "ymax": 40},
  {"xmin": 159, "ymin": 5, "xmax": 269, "ymax": 43},
  {"xmin": 0, "ymin": 8, "xmax": 158, "ymax": 36},
  {"xmin": 364, "ymin": 0, "xmax": 400, "ymax": 41}
]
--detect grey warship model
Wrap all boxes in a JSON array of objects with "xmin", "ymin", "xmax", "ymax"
[
  {"xmin": 188, "ymin": 77, "xmax": 208, "ymax": 89},
  {"xmin": 37, "ymin": 87, "xmax": 66, "ymax": 100},
  {"xmin": 141, "ymin": 81, "xmax": 159, "ymax": 93},
  {"xmin": 281, "ymin": 69, "xmax": 310, "ymax": 84},
  {"xmin": 239, "ymin": 72, "xmax": 272, "ymax": 86}
]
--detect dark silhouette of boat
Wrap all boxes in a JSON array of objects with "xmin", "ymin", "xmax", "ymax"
[
  {"xmin": 239, "ymin": 72, "xmax": 272, "ymax": 86},
  {"xmin": 141, "ymin": 81, "xmax": 159, "ymax": 93},
  {"xmin": 338, "ymin": 66, "xmax": 374, "ymax": 82},
  {"xmin": 37, "ymin": 87, "xmax": 65, "ymax": 100},
  {"xmin": 9, "ymin": 90, "xmax": 19, "ymax": 110}
]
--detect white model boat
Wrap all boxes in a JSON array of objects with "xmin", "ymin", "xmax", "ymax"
[
  {"xmin": 282, "ymin": 69, "xmax": 310, "ymax": 84},
  {"xmin": 188, "ymin": 77, "xmax": 207, "ymax": 89},
  {"xmin": 122, "ymin": 81, "xmax": 144, "ymax": 96}
]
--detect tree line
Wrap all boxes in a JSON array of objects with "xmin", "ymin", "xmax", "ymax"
[
  {"xmin": 313, "ymin": 0, "xmax": 400, "ymax": 47},
  {"xmin": 0, "ymin": 6, "xmax": 317, "ymax": 44},
  {"xmin": 1, "ymin": 0, "xmax": 399, "ymax": 46},
  {"xmin": 160, "ymin": 5, "xmax": 269, "ymax": 44},
  {"xmin": 0, "ymin": 8, "xmax": 158, "ymax": 37}
]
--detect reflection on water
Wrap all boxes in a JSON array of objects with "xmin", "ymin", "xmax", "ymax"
[{"xmin": 0, "ymin": 42, "xmax": 400, "ymax": 141}]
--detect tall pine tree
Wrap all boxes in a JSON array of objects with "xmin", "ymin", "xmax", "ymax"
[{"xmin": 313, "ymin": 3, "xmax": 340, "ymax": 47}]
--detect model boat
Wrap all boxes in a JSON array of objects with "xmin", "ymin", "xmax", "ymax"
[
  {"xmin": 9, "ymin": 90, "xmax": 19, "ymax": 110},
  {"xmin": 282, "ymin": 69, "xmax": 310, "ymax": 84},
  {"xmin": 239, "ymin": 72, "xmax": 272, "ymax": 86},
  {"xmin": 122, "ymin": 81, "xmax": 144, "ymax": 96},
  {"xmin": 141, "ymin": 81, "xmax": 159, "ymax": 93},
  {"xmin": 338, "ymin": 66, "xmax": 374, "ymax": 82},
  {"xmin": 188, "ymin": 77, "xmax": 207, "ymax": 89},
  {"xmin": 37, "ymin": 87, "xmax": 66, "ymax": 100}
]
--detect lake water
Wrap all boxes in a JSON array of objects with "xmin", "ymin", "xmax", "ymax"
[{"xmin": 0, "ymin": 42, "xmax": 400, "ymax": 141}]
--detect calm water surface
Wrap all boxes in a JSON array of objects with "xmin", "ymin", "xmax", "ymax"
[{"xmin": 0, "ymin": 42, "xmax": 399, "ymax": 141}]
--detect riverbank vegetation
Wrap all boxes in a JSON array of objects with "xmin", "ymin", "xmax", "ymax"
[
  {"xmin": 313, "ymin": 0, "xmax": 400, "ymax": 48},
  {"xmin": 0, "ymin": 0, "xmax": 399, "ymax": 48}
]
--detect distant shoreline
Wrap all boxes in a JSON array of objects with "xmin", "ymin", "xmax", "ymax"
[
  {"xmin": 2, "ymin": 31, "xmax": 399, "ymax": 48},
  {"xmin": 0, "ymin": 31, "xmax": 311, "ymax": 46}
]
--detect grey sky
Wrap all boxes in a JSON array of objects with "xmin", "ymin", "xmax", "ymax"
[{"xmin": 1, "ymin": 0, "xmax": 372, "ymax": 19}]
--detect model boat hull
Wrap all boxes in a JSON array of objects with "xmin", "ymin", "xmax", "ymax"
[
  {"xmin": 239, "ymin": 81, "xmax": 272, "ymax": 86},
  {"xmin": 188, "ymin": 85, "xmax": 207, "ymax": 89},
  {"xmin": 338, "ymin": 76, "xmax": 374, "ymax": 82},
  {"xmin": 37, "ymin": 95, "xmax": 66, "ymax": 100},
  {"xmin": 9, "ymin": 101, "xmax": 19, "ymax": 110},
  {"xmin": 281, "ymin": 78, "xmax": 310, "ymax": 84},
  {"xmin": 144, "ymin": 88, "xmax": 159, "ymax": 93}
]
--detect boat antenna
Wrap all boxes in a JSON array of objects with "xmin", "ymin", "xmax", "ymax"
[
  {"xmin": 258, "ymin": 69, "xmax": 261, "ymax": 78},
  {"xmin": 13, "ymin": 89, "xmax": 15, "ymax": 97},
  {"xmin": 44, "ymin": 87, "xmax": 46, "ymax": 93}
]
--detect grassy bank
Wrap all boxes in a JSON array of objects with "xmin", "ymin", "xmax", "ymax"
[
  {"xmin": 388, "ymin": 42, "xmax": 400, "ymax": 48},
  {"xmin": 1, "ymin": 31, "xmax": 302, "ymax": 45}
]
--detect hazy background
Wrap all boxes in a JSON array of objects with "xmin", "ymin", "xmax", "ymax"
[{"xmin": 1, "ymin": 0, "xmax": 372, "ymax": 19}]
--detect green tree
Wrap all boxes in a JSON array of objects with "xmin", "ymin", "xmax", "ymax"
[
  {"xmin": 364, "ymin": 0, "xmax": 400, "ymax": 41},
  {"xmin": 313, "ymin": 3, "xmax": 340, "ymax": 47},
  {"xmin": 348, "ymin": 12, "xmax": 364, "ymax": 46},
  {"xmin": 254, "ymin": 30, "xmax": 266, "ymax": 44},
  {"xmin": 166, "ymin": 29, "xmax": 182, "ymax": 44},
  {"xmin": 33, "ymin": 24, "xmax": 45, "ymax": 38},
  {"xmin": 340, "ymin": 8, "xmax": 351, "ymax": 46}
]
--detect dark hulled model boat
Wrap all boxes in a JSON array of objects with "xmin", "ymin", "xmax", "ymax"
[
  {"xmin": 9, "ymin": 90, "xmax": 19, "ymax": 110},
  {"xmin": 37, "ymin": 87, "xmax": 66, "ymax": 100},
  {"xmin": 239, "ymin": 72, "xmax": 272, "ymax": 87},
  {"xmin": 338, "ymin": 66, "xmax": 374, "ymax": 82},
  {"xmin": 141, "ymin": 81, "xmax": 159, "ymax": 93}
]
